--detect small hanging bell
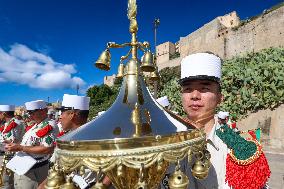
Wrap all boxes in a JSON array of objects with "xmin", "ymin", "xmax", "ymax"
[
  {"xmin": 59, "ymin": 176, "xmax": 77, "ymax": 189},
  {"xmin": 168, "ymin": 169, "xmax": 189, "ymax": 189},
  {"xmin": 140, "ymin": 51, "xmax": 155, "ymax": 72},
  {"xmin": 95, "ymin": 49, "xmax": 111, "ymax": 71},
  {"xmin": 90, "ymin": 181, "xmax": 107, "ymax": 189},
  {"xmin": 116, "ymin": 63, "xmax": 125, "ymax": 78},
  {"xmin": 149, "ymin": 67, "xmax": 160, "ymax": 81},
  {"xmin": 191, "ymin": 160, "xmax": 209, "ymax": 180},
  {"xmin": 45, "ymin": 164, "xmax": 65, "ymax": 189}
]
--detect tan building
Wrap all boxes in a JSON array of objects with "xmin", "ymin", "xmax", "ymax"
[
  {"xmin": 156, "ymin": 41, "xmax": 176, "ymax": 64},
  {"xmin": 104, "ymin": 74, "xmax": 116, "ymax": 87}
]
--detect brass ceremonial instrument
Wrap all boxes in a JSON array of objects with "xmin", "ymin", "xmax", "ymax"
[
  {"xmin": 0, "ymin": 153, "xmax": 13, "ymax": 187},
  {"xmin": 46, "ymin": 0, "xmax": 210, "ymax": 188}
]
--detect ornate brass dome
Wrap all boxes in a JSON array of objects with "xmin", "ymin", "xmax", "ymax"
[{"xmin": 47, "ymin": 1, "xmax": 210, "ymax": 188}]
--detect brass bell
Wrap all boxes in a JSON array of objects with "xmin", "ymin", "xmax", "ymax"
[
  {"xmin": 168, "ymin": 170, "xmax": 189, "ymax": 189},
  {"xmin": 90, "ymin": 181, "xmax": 107, "ymax": 189},
  {"xmin": 116, "ymin": 63, "xmax": 124, "ymax": 78},
  {"xmin": 59, "ymin": 176, "xmax": 77, "ymax": 189},
  {"xmin": 95, "ymin": 50, "xmax": 111, "ymax": 71},
  {"xmin": 149, "ymin": 67, "xmax": 160, "ymax": 81},
  {"xmin": 191, "ymin": 160, "xmax": 209, "ymax": 180},
  {"xmin": 140, "ymin": 51, "xmax": 155, "ymax": 72},
  {"xmin": 45, "ymin": 165, "xmax": 65, "ymax": 189}
]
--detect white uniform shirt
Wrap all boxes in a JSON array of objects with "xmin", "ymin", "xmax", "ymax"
[
  {"xmin": 21, "ymin": 118, "xmax": 57, "ymax": 162},
  {"xmin": 192, "ymin": 123, "xmax": 231, "ymax": 189}
]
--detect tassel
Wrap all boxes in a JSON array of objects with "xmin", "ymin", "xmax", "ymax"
[{"xmin": 225, "ymin": 152, "xmax": 270, "ymax": 189}]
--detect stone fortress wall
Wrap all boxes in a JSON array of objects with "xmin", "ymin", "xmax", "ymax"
[
  {"xmin": 103, "ymin": 74, "xmax": 116, "ymax": 87},
  {"xmin": 156, "ymin": 4, "xmax": 284, "ymax": 70}
]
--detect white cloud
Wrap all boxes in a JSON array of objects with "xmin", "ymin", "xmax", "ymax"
[{"xmin": 0, "ymin": 44, "xmax": 85, "ymax": 89}]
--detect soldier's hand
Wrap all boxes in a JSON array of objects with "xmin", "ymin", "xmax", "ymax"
[
  {"xmin": 3, "ymin": 140, "xmax": 12, "ymax": 144},
  {"xmin": 5, "ymin": 143, "xmax": 23, "ymax": 152}
]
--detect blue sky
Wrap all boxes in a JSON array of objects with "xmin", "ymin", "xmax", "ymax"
[{"xmin": 0, "ymin": 0, "xmax": 282, "ymax": 106}]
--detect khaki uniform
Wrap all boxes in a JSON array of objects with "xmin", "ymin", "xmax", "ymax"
[
  {"xmin": 14, "ymin": 118, "xmax": 56, "ymax": 189},
  {"xmin": 0, "ymin": 118, "xmax": 25, "ymax": 189}
]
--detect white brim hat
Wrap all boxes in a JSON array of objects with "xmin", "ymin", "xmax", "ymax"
[
  {"xmin": 25, "ymin": 100, "xmax": 47, "ymax": 111},
  {"xmin": 157, "ymin": 96, "xmax": 170, "ymax": 108},
  {"xmin": 179, "ymin": 52, "xmax": 222, "ymax": 85},
  {"xmin": 0, "ymin": 105, "xmax": 15, "ymax": 112},
  {"xmin": 59, "ymin": 94, "xmax": 90, "ymax": 111},
  {"xmin": 47, "ymin": 109, "xmax": 55, "ymax": 115},
  {"xmin": 224, "ymin": 112, "xmax": 229, "ymax": 117},
  {"xmin": 217, "ymin": 111, "xmax": 227, "ymax": 120}
]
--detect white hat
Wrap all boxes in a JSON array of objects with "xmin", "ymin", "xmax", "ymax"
[
  {"xmin": 61, "ymin": 94, "xmax": 90, "ymax": 110},
  {"xmin": 97, "ymin": 111, "xmax": 105, "ymax": 116},
  {"xmin": 180, "ymin": 53, "xmax": 222, "ymax": 84},
  {"xmin": 0, "ymin": 105, "xmax": 15, "ymax": 112},
  {"xmin": 223, "ymin": 112, "xmax": 229, "ymax": 117},
  {"xmin": 157, "ymin": 96, "xmax": 170, "ymax": 108},
  {"xmin": 217, "ymin": 111, "xmax": 227, "ymax": 119},
  {"xmin": 25, "ymin": 100, "xmax": 47, "ymax": 111},
  {"xmin": 47, "ymin": 109, "xmax": 55, "ymax": 115}
]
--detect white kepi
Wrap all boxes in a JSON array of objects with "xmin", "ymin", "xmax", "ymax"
[
  {"xmin": 223, "ymin": 112, "xmax": 229, "ymax": 117},
  {"xmin": 156, "ymin": 96, "xmax": 170, "ymax": 108},
  {"xmin": 25, "ymin": 100, "xmax": 47, "ymax": 111},
  {"xmin": 61, "ymin": 94, "xmax": 90, "ymax": 110},
  {"xmin": 180, "ymin": 52, "xmax": 222, "ymax": 84},
  {"xmin": 0, "ymin": 105, "xmax": 15, "ymax": 112},
  {"xmin": 217, "ymin": 111, "xmax": 227, "ymax": 120}
]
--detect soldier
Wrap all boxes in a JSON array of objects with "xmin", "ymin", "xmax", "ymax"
[
  {"xmin": 179, "ymin": 52, "xmax": 270, "ymax": 189},
  {"xmin": 0, "ymin": 105, "xmax": 25, "ymax": 189},
  {"xmin": 47, "ymin": 109, "xmax": 55, "ymax": 121},
  {"xmin": 217, "ymin": 111, "xmax": 227, "ymax": 126},
  {"xmin": 39, "ymin": 94, "xmax": 111, "ymax": 188},
  {"xmin": 5, "ymin": 100, "xmax": 57, "ymax": 189}
]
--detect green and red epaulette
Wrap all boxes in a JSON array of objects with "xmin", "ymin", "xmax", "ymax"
[
  {"xmin": 3, "ymin": 120, "xmax": 18, "ymax": 134},
  {"xmin": 25, "ymin": 123, "xmax": 36, "ymax": 132},
  {"xmin": 57, "ymin": 131, "xmax": 66, "ymax": 138},
  {"xmin": 35, "ymin": 121, "xmax": 53, "ymax": 138},
  {"xmin": 216, "ymin": 125, "xmax": 270, "ymax": 189},
  {"xmin": 0, "ymin": 125, "xmax": 5, "ymax": 132}
]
